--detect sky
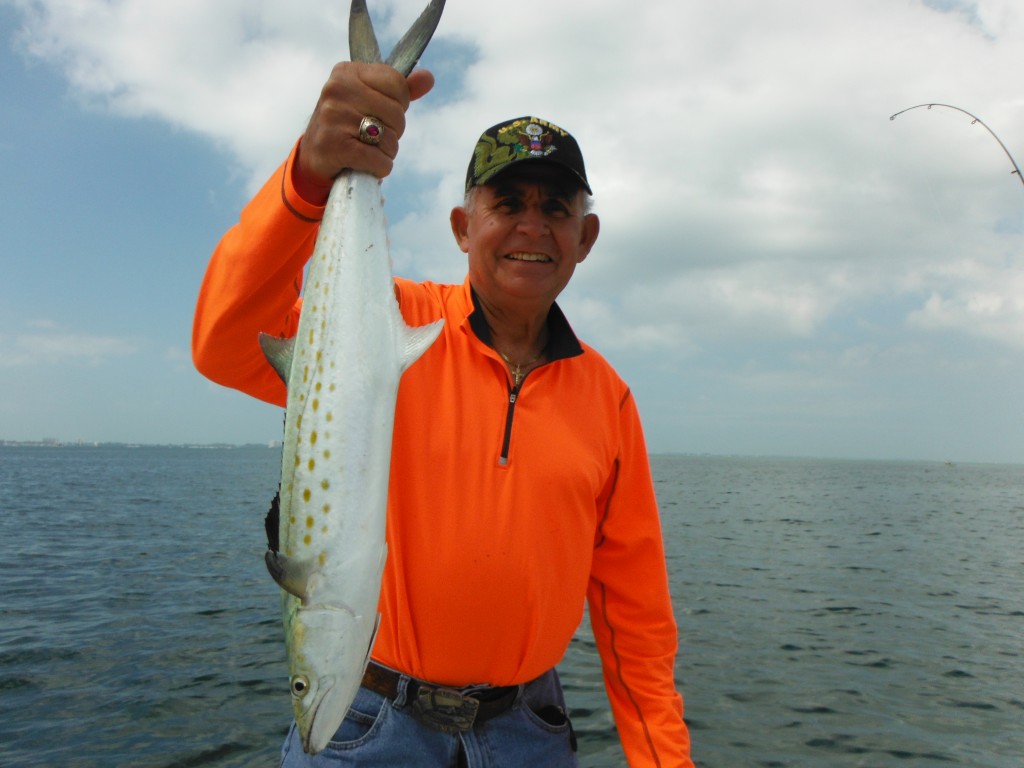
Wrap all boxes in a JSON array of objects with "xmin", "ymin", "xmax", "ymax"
[{"xmin": 1, "ymin": 0, "xmax": 1023, "ymax": 463}]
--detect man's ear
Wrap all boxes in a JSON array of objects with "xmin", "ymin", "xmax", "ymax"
[
  {"xmin": 450, "ymin": 206, "xmax": 471, "ymax": 254},
  {"xmin": 576, "ymin": 213, "xmax": 600, "ymax": 263}
]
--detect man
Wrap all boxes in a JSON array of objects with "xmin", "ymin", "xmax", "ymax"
[{"xmin": 193, "ymin": 62, "xmax": 694, "ymax": 767}]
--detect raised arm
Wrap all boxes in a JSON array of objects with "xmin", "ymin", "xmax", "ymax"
[{"xmin": 191, "ymin": 63, "xmax": 433, "ymax": 404}]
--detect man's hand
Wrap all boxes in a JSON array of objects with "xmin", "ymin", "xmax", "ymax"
[{"xmin": 293, "ymin": 62, "xmax": 435, "ymax": 204}]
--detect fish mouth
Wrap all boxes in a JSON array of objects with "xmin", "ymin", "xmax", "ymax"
[
  {"xmin": 298, "ymin": 678, "xmax": 336, "ymax": 754},
  {"xmin": 505, "ymin": 252, "xmax": 552, "ymax": 263}
]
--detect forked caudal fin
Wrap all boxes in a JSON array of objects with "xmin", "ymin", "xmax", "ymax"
[{"xmin": 348, "ymin": 0, "xmax": 446, "ymax": 77}]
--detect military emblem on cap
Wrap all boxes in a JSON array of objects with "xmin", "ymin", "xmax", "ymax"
[
  {"xmin": 518, "ymin": 123, "xmax": 556, "ymax": 157},
  {"xmin": 465, "ymin": 116, "xmax": 592, "ymax": 194}
]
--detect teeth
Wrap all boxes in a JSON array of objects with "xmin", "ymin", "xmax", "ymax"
[{"xmin": 507, "ymin": 252, "xmax": 550, "ymax": 262}]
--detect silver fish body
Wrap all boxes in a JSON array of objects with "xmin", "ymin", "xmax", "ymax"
[{"xmin": 260, "ymin": 170, "xmax": 443, "ymax": 754}]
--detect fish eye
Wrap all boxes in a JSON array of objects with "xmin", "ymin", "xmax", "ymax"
[{"xmin": 290, "ymin": 675, "xmax": 310, "ymax": 698}]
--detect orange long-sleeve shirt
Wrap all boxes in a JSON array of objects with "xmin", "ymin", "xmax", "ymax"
[{"xmin": 192, "ymin": 143, "xmax": 693, "ymax": 767}]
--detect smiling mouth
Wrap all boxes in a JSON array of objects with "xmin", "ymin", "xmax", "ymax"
[{"xmin": 506, "ymin": 252, "xmax": 552, "ymax": 263}]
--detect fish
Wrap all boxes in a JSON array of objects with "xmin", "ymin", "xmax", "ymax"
[{"xmin": 257, "ymin": 0, "xmax": 446, "ymax": 754}]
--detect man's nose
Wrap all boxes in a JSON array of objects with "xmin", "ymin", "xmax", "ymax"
[{"xmin": 514, "ymin": 205, "xmax": 549, "ymax": 237}]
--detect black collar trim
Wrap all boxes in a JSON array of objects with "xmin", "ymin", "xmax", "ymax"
[{"xmin": 467, "ymin": 288, "xmax": 584, "ymax": 362}]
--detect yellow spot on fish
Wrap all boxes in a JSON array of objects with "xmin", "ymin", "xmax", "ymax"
[
  {"xmin": 295, "ymin": 455, "xmax": 300, "ymax": 467},
  {"xmin": 315, "ymin": 382, "xmax": 322, "ymax": 392},
  {"xmin": 303, "ymin": 489, "xmax": 311, "ymax": 503},
  {"xmin": 322, "ymin": 504, "xmax": 330, "ymax": 514},
  {"xmin": 323, "ymin": 450, "xmax": 331, "ymax": 460},
  {"xmin": 289, "ymin": 515, "xmax": 296, "ymax": 525},
  {"xmin": 308, "ymin": 458, "xmax": 315, "ymax": 471},
  {"xmin": 321, "ymin": 479, "xmax": 330, "ymax": 490},
  {"xmin": 303, "ymin": 534, "xmax": 311, "ymax": 546},
  {"xmin": 319, "ymin": 552, "xmax": 327, "ymax": 566},
  {"xmin": 329, "ymin": 383, "xmax": 336, "ymax": 392},
  {"xmin": 308, "ymin": 330, "xmax": 315, "ymax": 344},
  {"xmin": 310, "ymin": 431, "xmax": 318, "ymax": 445},
  {"xmin": 306, "ymin": 516, "xmax": 314, "ymax": 529},
  {"xmin": 303, "ymin": 366, "xmax": 309, "ymax": 383},
  {"xmin": 326, "ymin": 412, "xmax": 333, "ymax": 423},
  {"xmin": 321, "ymin": 526, "xmax": 328, "ymax": 534},
  {"xmin": 312, "ymin": 399, "xmax": 319, "ymax": 412}
]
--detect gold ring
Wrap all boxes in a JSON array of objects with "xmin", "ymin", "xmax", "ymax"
[{"xmin": 358, "ymin": 116, "xmax": 384, "ymax": 146}]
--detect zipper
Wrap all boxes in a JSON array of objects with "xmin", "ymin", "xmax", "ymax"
[{"xmin": 498, "ymin": 384, "xmax": 520, "ymax": 466}]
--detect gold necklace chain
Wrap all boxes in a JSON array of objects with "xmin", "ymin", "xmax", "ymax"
[{"xmin": 497, "ymin": 349, "xmax": 545, "ymax": 387}]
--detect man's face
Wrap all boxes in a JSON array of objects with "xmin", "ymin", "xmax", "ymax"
[{"xmin": 450, "ymin": 167, "xmax": 600, "ymax": 310}]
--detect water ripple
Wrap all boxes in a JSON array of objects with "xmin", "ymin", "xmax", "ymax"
[{"xmin": 2, "ymin": 449, "xmax": 1022, "ymax": 767}]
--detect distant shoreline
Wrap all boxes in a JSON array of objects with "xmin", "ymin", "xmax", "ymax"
[
  {"xmin": 2, "ymin": 441, "xmax": 1018, "ymax": 466},
  {"xmin": 0, "ymin": 440, "xmax": 282, "ymax": 449}
]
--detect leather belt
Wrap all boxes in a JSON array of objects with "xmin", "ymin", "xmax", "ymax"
[{"xmin": 361, "ymin": 661, "xmax": 520, "ymax": 733}]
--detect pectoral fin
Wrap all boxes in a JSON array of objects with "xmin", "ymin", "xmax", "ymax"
[{"xmin": 265, "ymin": 550, "xmax": 315, "ymax": 603}]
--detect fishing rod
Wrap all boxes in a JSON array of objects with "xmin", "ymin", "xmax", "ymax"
[{"xmin": 890, "ymin": 103, "xmax": 1024, "ymax": 193}]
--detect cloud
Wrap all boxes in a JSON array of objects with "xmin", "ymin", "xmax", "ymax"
[
  {"xmin": 7, "ymin": 0, "xmax": 349, "ymax": 182},
  {"xmin": 404, "ymin": 0, "xmax": 1024, "ymax": 352},
  {"xmin": 7, "ymin": 0, "xmax": 1024, "ymax": 361},
  {"xmin": 0, "ymin": 321, "xmax": 141, "ymax": 368},
  {"xmin": 908, "ymin": 269, "xmax": 1024, "ymax": 346}
]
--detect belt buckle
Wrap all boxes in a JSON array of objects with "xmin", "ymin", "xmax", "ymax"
[{"xmin": 411, "ymin": 686, "xmax": 480, "ymax": 733}]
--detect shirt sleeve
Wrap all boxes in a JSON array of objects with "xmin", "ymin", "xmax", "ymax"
[
  {"xmin": 588, "ymin": 390, "xmax": 694, "ymax": 768},
  {"xmin": 191, "ymin": 140, "xmax": 323, "ymax": 406}
]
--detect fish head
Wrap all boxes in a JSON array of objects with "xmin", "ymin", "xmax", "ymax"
[{"xmin": 286, "ymin": 605, "xmax": 376, "ymax": 754}]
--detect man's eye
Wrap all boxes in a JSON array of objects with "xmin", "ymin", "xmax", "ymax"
[{"xmin": 543, "ymin": 201, "xmax": 571, "ymax": 218}]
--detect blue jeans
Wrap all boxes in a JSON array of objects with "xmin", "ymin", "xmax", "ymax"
[{"xmin": 279, "ymin": 668, "xmax": 578, "ymax": 767}]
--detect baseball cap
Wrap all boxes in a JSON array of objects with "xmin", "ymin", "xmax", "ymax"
[{"xmin": 465, "ymin": 116, "xmax": 591, "ymax": 194}]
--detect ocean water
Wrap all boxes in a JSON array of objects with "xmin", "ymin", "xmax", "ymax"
[{"xmin": 1, "ymin": 446, "xmax": 1021, "ymax": 767}]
